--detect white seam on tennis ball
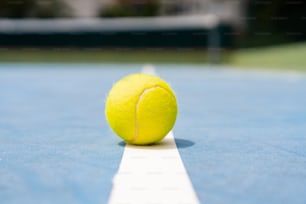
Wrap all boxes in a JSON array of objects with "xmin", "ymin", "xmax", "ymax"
[{"xmin": 130, "ymin": 85, "xmax": 176, "ymax": 144}]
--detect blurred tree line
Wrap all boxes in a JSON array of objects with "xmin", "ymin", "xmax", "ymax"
[
  {"xmin": 0, "ymin": 0, "xmax": 71, "ymax": 18},
  {"xmin": 0, "ymin": 0, "xmax": 159, "ymax": 18},
  {"xmin": 99, "ymin": 0, "xmax": 160, "ymax": 18},
  {"xmin": 242, "ymin": 0, "xmax": 306, "ymax": 47}
]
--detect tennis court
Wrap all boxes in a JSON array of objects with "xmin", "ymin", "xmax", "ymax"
[{"xmin": 1, "ymin": 63, "xmax": 306, "ymax": 204}]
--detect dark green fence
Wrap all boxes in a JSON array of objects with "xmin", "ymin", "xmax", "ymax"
[{"xmin": 0, "ymin": 18, "xmax": 233, "ymax": 48}]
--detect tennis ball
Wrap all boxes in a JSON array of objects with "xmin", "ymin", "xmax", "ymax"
[{"xmin": 105, "ymin": 73, "xmax": 178, "ymax": 145}]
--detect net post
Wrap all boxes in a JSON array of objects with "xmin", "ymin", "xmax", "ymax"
[{"xmin": 206, "ymin": 15, "xmax": 220, "ymax": 64}]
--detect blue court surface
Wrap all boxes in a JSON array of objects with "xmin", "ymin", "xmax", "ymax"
[{"xmin": 1, "ymin": 63, "xmax": 306, "ymax": 204}]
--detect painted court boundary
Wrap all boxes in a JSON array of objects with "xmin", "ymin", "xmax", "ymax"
[{"xmin": 108, "ymin": 65, "xmax": 199, "ymax": 204}]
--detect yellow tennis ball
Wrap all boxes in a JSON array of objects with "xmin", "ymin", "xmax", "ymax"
[{"xmin": 105, "ymin": 73, "xmax": 178, "ymax": 145}]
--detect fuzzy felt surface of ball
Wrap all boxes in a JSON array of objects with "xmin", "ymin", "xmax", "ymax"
[{"xmin": 105, "ymin": 73, "xmax": 178, "ymax": 145}]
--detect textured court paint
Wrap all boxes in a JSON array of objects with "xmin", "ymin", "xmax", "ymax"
[
  {"xmin": 108, "ymin": 65, "xmax": 199, "ymax": 204},
  {"xmin": 0, "ymin": 64, "xmax": 138, "ymax": 204},
  {"xmin": 158, "ymin": 66, "xmax": 306, "ymax": 204},
  {"xmin": 1, "ymin": 64, "xmax": 306, "ymax": 204},
  {"xmin": 108, "ymin": 132, "xmax": 200, "ymax": 204}
]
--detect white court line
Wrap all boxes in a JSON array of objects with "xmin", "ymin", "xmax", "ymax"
[{"xmin": 108, "ymin": 65, "xmax": 199, "ymax": 204}]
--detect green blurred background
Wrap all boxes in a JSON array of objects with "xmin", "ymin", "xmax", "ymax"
[{"xmin": 0, "ymin": 0, "xmax": 305, "ymax": 71}]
